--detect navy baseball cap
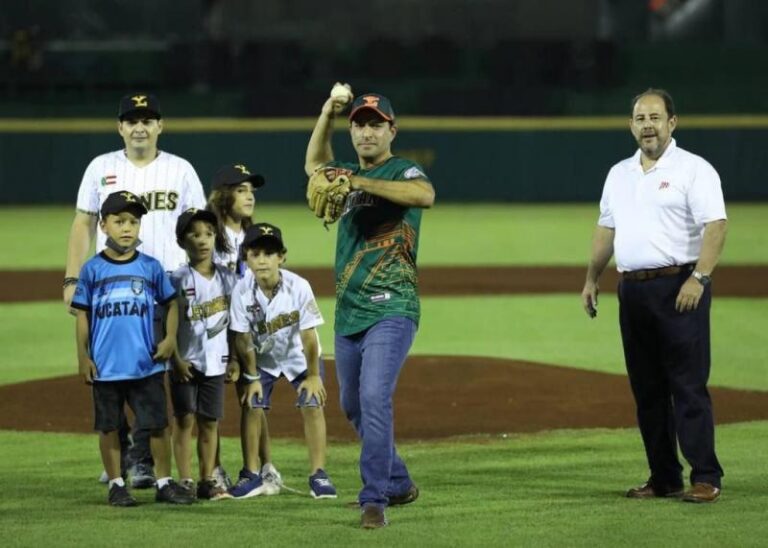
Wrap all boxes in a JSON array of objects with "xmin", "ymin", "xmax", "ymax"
[
  {"xmin": 211, "ymin": 163, "xmax": 266, "ymax": 190},
  {"xmin": 118, "ymin": 93, "xmax": 162, "ymax": 120},
  {"xmin": 100, "ymin": 191, "xmax": 148, "ymax": 218},
  {"xmin": 242, "ymin": 223, "xmax": 286, "ymax": 252},
  {"xmin": 348, "ymin": 93, "xmax": 395, "ymax": 123},
  {"xmin": 175, "ymin": 208, "xmax": 218, "ymax": 242}
]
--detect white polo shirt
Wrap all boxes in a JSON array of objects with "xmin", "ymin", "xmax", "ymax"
[
  {"xmin": 76, "ymin": 150, "xmax": 206, "ymax": 272},
  {"xmin": 170, "ymin": 263, "xmax": 238, "ymax": 376},
  {"xmin": 229, "ymin": 268, "xmax": 324, "ymax": 381},
  {"xmin": 598, "ymin": 139, "xmax": 727, "ymax": 272}
]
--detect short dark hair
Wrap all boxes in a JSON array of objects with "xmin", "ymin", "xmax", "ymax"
[{"xmin": 631, "ymin": 88, "xmax": 676, "ymax": 118}]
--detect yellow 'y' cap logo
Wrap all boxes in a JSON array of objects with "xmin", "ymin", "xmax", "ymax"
[
  {"xmin": 234, "ymin": 164, "xmax": 250, "ymax": 175},
  {"xmin": 120, "ymin": 192, "xmax": 136, "ymax": 202},
  {"xmin": 259, "ymin": 226, "xmax": 273, "ymax": 235},
  {"xmin": 131, "ymin": 95, "xmax": 148, "ymax": 107}
]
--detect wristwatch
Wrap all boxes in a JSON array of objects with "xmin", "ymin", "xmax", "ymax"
[{"xmin": 692, "ymin": 271, "xmax": 711, "ymax": 286}]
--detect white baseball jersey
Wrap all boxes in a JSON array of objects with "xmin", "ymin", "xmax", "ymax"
[
  {"xmin": 170, "ymin": 263, "xmax": 239, "ymax": 376},
  {"xmin": 213, "ymin": 225, "xmax": 246, "ymax": 275},
  {"xmin": 76, "ymin": 149, "xmax": 206, "ymax": 272},
  {"xmin": 230, "ymin": 268, "xmax": 324, "ymax": 381},
  {"xmin": 598, "ymin": 139, "xmax": 727, "ymax": 272}
]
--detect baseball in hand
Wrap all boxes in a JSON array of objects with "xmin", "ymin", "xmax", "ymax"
[{"xmin": 330, "ymin": 83, "xmax": 353, "ymax": 105}]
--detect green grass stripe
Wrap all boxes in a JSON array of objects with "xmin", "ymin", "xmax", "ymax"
[
  {"xmin": 3, "ymin": 115, "xmax": 768, "ymax": 133},
  {"xmin": 1, "ymin": 423, "xmax": 767, "ymax": 546},
  {"xmin": 1, "ymin": 204, "xmax": 766, "ymax": 269},
  {"xmin": 3, "ymin": 296, "xmax": 766, "ymax": 391}
]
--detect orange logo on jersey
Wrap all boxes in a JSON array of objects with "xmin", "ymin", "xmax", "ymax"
[
  {"xmin": 362, "ymin": 96, "xmax": 380, "ymax": 107},
  {"xmin": 131, "ymin": 95, "xmax": 148, "ymax": 107},
  {"xmin": 121, "ymin": 192, "xmax": 137, "ymax": 202},
  {"xmin": 234, "ymin": 164, "xmax": 251, "ymax": 175}
]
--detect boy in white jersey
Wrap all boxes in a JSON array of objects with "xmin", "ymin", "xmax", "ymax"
[
  {"xmin": 207, "ymin": 163, "xmax": 282, "ymax": 494},
  {"xmin": 64, "ymin": 93, "xmax": 207, "ymax": 489},
  {"xmin": 229, "ymin": 223, "xmax": 337, "ymax": 499},
  {"xmin": 170, "ymin": 209, "xmax": 239, "ymax": 501},
  {"xmin": 71, "ymin": 191, "xmax": 194, "ymax": 507}
]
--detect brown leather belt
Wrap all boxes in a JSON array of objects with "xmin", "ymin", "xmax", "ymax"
[{"xmin": 621, "ymin": 264, "xmax": 693, "ymax": 281}]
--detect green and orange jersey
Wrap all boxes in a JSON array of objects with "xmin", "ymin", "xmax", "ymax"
[{"xmin": 327, "ymin": 156, "xmax": 430, "ymax": 336}]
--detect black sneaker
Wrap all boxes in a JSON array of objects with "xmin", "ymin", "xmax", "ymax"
[
  {"xmin": 197, "ymin": 479, "xmax": 233, "ymax": 501},
  {"xmin": 108, "ymin": 484, "xmax": 137, "ymax": 507},
  {"xmin": 155, "ymin": 480, "xmax": 196, "ymax": 504}
]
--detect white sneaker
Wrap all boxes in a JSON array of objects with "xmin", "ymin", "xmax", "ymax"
[
  {"xmin": 261, "ymin": 463, "xmax": 282, "ymax": 496},
  {"xmin": 212, "ymin": 466, "xmax": 232, "ymax": 490}
]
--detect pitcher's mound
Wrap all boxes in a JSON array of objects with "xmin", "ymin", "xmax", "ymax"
[{"xmin": 1, "ymin": 356, "xmax": 767, "ymax": 439}]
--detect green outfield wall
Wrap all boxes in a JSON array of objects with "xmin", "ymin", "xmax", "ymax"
[{"xmin": 1, "ymin": 117, "xmax": 766, "ymax": 203}]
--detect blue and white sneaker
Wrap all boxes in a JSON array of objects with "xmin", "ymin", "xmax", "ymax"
[
  {"xmin": 229, "ymin": 468, "xmax": 267, "ymax": 499},
  {"xmin": 309, "ymin": 469, "xmax": 337, "ymax": 499}
]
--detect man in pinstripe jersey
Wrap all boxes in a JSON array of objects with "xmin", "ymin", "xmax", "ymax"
[{"xmin": 64, "ymin": 93, "xmax": 206, "ymax": 489}]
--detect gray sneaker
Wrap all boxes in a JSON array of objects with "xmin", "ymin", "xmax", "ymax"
[
  {"xmin": 261, "ymin": 463, "xmax": 282, "ymax": 496},
  {"xmin": 130, "ymin": 463, "xmax": 156, "ymax": 489}
]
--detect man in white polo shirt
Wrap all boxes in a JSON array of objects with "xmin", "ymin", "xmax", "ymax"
[{"xmin": 581, "ymin": 88, "xmax": 728, "ymax": 504}]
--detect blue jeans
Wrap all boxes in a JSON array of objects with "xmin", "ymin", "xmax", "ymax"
[{"xmin": 335, "ymin": 316, "xmax": 417, "ymax": 507}]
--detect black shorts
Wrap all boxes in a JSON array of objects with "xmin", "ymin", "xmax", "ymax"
[
  {"xmin": 92, "ymin": 372, "xmax": 168, "ymax": 433},
  {"xmin": 170, "ymin": 369, "xmax": 225, "ymax": 421}
]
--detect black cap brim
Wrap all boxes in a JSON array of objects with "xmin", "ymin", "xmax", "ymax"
[{"xmin": 119, "ymin": 108, "xmax": 161, "ymax": 121}]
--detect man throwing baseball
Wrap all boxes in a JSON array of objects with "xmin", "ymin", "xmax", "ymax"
[{"xmin": 305, "ymin": 84, "xmax": 435, "ymax": 529}]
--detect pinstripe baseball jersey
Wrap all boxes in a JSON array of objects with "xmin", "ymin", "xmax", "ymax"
[
  {"xmin": 170, "ymin": 263, "xmax": 238, "ymax": 376},
  {"xmin": 76, "ymin": 150, "xmax": 206, "ymax": 272},
  {"xmin": 71, "ymin": 251, "xmax": 176, "ymax": 381}
]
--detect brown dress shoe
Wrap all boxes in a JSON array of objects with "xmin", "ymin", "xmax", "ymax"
[
  {"xmin": 361, "ymin": 505, "xmax": 388, "ymax": 529},
  {"xmin": 626, "ymin": 481, "xmax": 684, "ymax": 499},
  {"xmin": 388, "ymin": 484, "xmax": 419, "ymax": 506},
  {"xmin": 682, "ymin": 483, "xmax": 721, "ymax": 503}
]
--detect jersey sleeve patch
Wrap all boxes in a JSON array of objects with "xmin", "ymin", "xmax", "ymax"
[{"xmin": 403, "ymin": 166, "xmax": 426, "ymax": 180}]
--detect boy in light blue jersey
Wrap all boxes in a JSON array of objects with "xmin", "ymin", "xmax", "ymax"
[{"xmin": 72, "ymin": 190, "xmax": 195, "ymax": 507}]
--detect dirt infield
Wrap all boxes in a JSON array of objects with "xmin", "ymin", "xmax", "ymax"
[
  {"xmin": 2, "ymin": 357, "xmax": 768, "ymax": 440},
  {"xmin": 2, "ymin": 266, "xmax": 768, "ymax": 302},
  {"xmin": 1, "ymin": 266, "xmax": 766, "ymax": 439}
]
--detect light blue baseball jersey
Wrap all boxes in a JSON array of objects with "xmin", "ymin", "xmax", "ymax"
[{"xmin": 71, "ymin": 251, "xmax": 176, "ymax": 381}]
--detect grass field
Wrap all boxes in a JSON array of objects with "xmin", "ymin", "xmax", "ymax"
[
  {"xmin": 1, "ymin": 203, "xmax": 766, "ymax": 546},
  {"xmin": 2, "ymin": 424, "xmax": 768, "ymax": 547},
  {"xmin": 1, "ymin": 203, "xmax": 767, "ymax": 268}
]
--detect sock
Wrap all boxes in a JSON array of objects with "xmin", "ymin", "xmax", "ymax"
[
  {"xmin": 262, "ymin": 462, "xmax": 275, "ymax": 475},
  {"xmin": 156, "ymin": 477, "xmax": 172, "ymax": 489},
  {"xmin": 109, "ymin": 477, "xmax": 126, "ymax": 488}
]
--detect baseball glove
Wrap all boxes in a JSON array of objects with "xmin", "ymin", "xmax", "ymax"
[{"xmin": 307, "ymin": 166, "xmax": 353, "ymax": 224}]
